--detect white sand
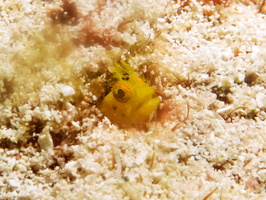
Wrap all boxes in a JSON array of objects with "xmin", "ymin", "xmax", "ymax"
[{"xmin": 0, "ymin": 0, "xmax": 266, "ymax": 199}]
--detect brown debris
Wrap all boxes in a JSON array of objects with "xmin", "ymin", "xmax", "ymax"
[{"xmin": 47, "ymin": 0, "xmax": 80, "ymax": 25}]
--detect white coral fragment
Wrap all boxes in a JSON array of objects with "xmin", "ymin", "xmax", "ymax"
[
  {"xmin": 256, "ymin": 92, "xmax": 266, "ymax": 108},
  {"xmin": 38, "ymin": 126, "xmax": 54, "ymax": 153},
  {"xmin": 58, "ymin": 84, "xmax": 75, "ymax": 97},
  {"xmin": 8, "ymin": 179, "xmax": 20, "ymax": 188}
]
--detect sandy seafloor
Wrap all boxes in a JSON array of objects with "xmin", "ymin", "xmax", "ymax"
[{"xmin": 0, "ymin": 0, "xmax": 266, "ymax": 199}]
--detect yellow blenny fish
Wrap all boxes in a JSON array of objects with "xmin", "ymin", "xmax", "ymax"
[{"xmin": 100, "ymin": 61, "xmax": 161, "ymax": 129}]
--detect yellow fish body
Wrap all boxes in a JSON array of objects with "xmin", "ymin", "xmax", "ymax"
[{"xmin": 100, "ymin": 62, "xmax": 161, "ymax": 129}]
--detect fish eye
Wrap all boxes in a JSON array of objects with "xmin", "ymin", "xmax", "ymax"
[
  {"xmin": 117, "ymin": 89, "xmax": 126, "ymax": 98},
  {"xmin": 112, "ymin": 83, "xmax": 131, "ymax": 103}
]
